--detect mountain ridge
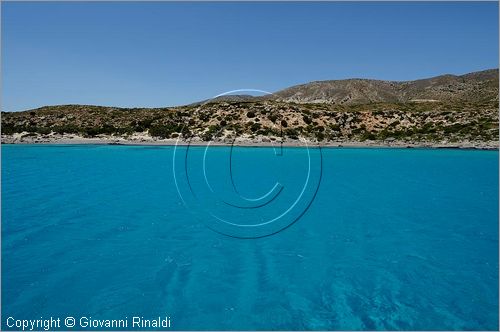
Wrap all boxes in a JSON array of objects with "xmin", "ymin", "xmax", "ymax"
[
  {"xmin": 185, "ymin": 68, "xmax": 498, "ymax": 107},
  {"xmin": 2, "ymin": 68, "xmax": 497, "ymax": 112},
  {"xmin": 271, "ymin": 68, "xmax": 498, "ymax": 105}
]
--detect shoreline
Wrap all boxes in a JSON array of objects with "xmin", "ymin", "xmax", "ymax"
[{"xmin": 1, "ymin": 135, "xmax": 498, "ymax": 150}]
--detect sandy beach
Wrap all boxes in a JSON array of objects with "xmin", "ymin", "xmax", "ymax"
[{"xmin": 2, "ymin": 133, "xmax": 498, "ymax": 150}]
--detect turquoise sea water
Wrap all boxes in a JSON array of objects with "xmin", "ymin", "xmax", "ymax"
[{"xmin": 2, "ymin": 145, "xmax": 498, "ymax": 330}]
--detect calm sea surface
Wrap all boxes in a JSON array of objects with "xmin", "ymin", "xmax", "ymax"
[{"xmin": 2, "ymin": 145, "xmax": 498, "ymax": 330}]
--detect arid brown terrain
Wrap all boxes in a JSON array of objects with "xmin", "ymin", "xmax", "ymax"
[{"xmin": 2, "ymin": 69, "xmax": 498, "ymax": 148}]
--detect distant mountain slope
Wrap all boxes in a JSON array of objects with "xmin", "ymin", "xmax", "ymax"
[{"xmin": 273, "ymin": 69, "xmax": 499, "ymax": 105}]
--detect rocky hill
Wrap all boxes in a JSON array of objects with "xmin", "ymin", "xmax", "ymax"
[
  {"xmin": 1, "ymin": 69, "xmax": 498, "ymax": 148},
  {"xmin": 273, "ymin": 69, "xmax": 499, "ymax": 105}
]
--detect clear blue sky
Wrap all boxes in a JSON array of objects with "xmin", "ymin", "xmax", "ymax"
[{"xmin": 2, "ymin": 2, "xmax": 498, "ymax": 111}]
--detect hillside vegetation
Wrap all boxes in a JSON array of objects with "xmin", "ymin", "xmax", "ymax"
[{"xmin": 2, "ymin": 69, "xmax": 498, "ymax": 145}]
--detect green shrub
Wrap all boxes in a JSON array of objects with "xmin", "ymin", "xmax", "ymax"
[
  {"xmin": 285, "ymin": 128, "xmax": 299, "ymax": 139},
  {"xmin": 2, "ymin": 124, "xmax": 20, "ymax": 135},
  {"xmin": 330, "ymin": 124, "xmax": 341, "ymax": 131},
  {"xmin": 250, "ymin": 123, "xmax": 261, "ymax": 132},
  {"xmin": 316, "ymin": 132, "xmax": 325, "ymax": 141},
  {"xmin": 38, "ymin": 127, "xmax": 52, "ymax": 135},
  {"xmin": 360, "ymin": 132, "xmax": 377, "ymax": 141},
  {"xmin": 53, "ymin": 124, "xmax": 80, "ymax": 134},
  {"xmin": 268, "ymin": 114, "xmax": 278, "ymax": 123},
  {"xmin": 84, "ymin": 127, "xmax": 101, "ymax": 137},
  {"xmin": 149, "ymin": 125, "xmax": 174, "ymax": 138}
]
